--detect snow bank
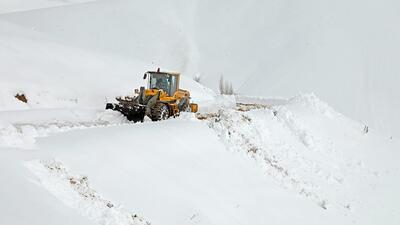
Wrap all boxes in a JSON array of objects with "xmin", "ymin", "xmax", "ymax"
[
  {"xmin": 0, "ymin": 150, "xmax": 96, "ymax": 225},
  {"xmin": 27, "ymin": 117, "xmax": 332, "ymax": 225},
  {"xmin": 197, "ymin": 94, "xmax": 236, "ymax": 113},
  {"xmin": 287, "ymin": 93, "xmax": 340, "ymax": 118},
  {"xmin": 1, "ymin": 91, "xmax": 399, "ymax": 225},
  {"xmin": 26, "ymin": 159, "xmax": 150, "ymax": 225},
  {"xmin": 199, "ymin": 94, "xmax": 400, "ymax": 224},
  {"xmin": 0, "ymin": 110, "xmax": 128, "ymax": 149}
]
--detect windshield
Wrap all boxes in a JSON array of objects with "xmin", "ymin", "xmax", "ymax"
[{"xmin": 149, "ymin": 73, "xmax": 177, "ymax": 96}]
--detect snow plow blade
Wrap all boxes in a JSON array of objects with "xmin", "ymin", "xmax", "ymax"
[{"xmin": 106, "ymin": 97, "xmax": 146, "ymax": 123}]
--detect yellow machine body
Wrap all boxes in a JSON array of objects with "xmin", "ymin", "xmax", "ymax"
[
  {"xmin": 107, "ymin": 70, "xmax": 198, "ymax": 122},
  {"xmin": 142, "ymin": 71, "xmax": 198, "ymax": 116}
]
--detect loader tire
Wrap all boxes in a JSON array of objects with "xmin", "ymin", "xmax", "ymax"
[
  {"xmin": 178, "ymin": 97, "xmax": 189, "ymax": 112},
  {"xmin": 151, "ymin": 102, "xmax": 170, "ymax": 121}
]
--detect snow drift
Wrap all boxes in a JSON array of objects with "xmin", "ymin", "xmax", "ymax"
[
  {"xmin": 1, "ymin": 1, "xmax": 400, "ymax": 225},
  {"xmin": 1, "ymin": 0, "xmax": 399, "ymax": 136},
  {"xmin": 202, "ymin": 93, "xmax": 400, "ymax": 225},
  {"xmin": 1, "ymin": 93, "xmax": 399, "ymax": 225}
]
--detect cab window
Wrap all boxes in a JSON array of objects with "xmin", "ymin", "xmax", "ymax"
[{"xmin": 149, "ymin": 73, "xmax": 177, "ymax": 96}]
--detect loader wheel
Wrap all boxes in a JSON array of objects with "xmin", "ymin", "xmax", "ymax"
[
  {"xmin": 181, "ymin": 100, "xmax": 190, "ymax": 112},
  {"xmin": 183, "ymin": 102, "xmax": 191, "ymax": 112},
  {"xmin": 151, "ymin": 102, "xmax": 170, "ymax": 121}
]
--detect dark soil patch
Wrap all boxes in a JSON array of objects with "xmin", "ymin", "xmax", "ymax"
[{"xmin": 15, "ymin": 93, "xmax": 28, "ymax": 103}]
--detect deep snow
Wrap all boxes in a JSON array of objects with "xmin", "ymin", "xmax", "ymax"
[
  {"xmin": 201, "ymin": 94, "xmax": 400, "ymax": 224},
  {"xmin": 0, "ymin": 0, "xmax": 94, "ymax": 14},
  {"xmin": 1, "ymin": 94, "xmax": 399, "ymax": 225},
  {"xmin": 1, "ymin": 1, "xmax": 400, "ymax": 225},
  {"xmin": 1, "ymin": 0, "xmax": 399, "ymax": 136}
]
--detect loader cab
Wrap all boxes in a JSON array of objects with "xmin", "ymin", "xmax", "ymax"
[{"xmin": 144, "ymin": 71, "xmax": 180, "ymax": 97}]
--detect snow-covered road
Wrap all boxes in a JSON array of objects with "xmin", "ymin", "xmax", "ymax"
[
  {"xmin": 1, "ymin": 95, "xmax": 399, "ymax": 225},
  {"xmin": 1, "ymin": 1, "xmax": 399, "ymax": 223}
]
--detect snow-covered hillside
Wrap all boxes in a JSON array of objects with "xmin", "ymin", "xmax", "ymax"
[
  {"xmin": 1, "ymin": 0, "xmax": 399, "ymax": 136},
  {"xmin": 1, "ymin": 93, "xmax": 399, "ymax": 225},
  {"xmin": 0, "ymin": 19, "xmax": 214, "ymax": 111},
  {"xmin": 1, "ymin": 1, "xmax": 399, "ymax": 225},
  {"xmin": 0, "ymin": 0, "xmax": 94, "ymax": 14}
]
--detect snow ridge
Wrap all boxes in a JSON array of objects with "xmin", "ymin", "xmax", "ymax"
[
  {"xmin": 200, "ymin": 108, "xmax": 327, "ymax": 209},
  {"xmin": 199, "ymin": 95, "xmax": 372, "ymax": 213},
  {"xmin": 287, "ymin": 93, "xmax": 340, "ymax": 118},
  {"xmin": 274, "ymin": 106, "xmax": 317, "ymax": 149},
  {"xmin": 25, "ymin": 159, "xmax": 151, "ymax": 225},
  {"xmin": 0, "ymin": 110, "xmax": 129, "ymax": 148}
]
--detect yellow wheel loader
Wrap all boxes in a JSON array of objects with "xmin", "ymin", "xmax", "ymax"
[{"xmin": 106, "ymin": 69, "xmax": 198, "ymax": 122}]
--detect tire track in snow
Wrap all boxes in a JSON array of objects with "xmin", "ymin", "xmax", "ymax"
[{"xmin": 0, "ymin": 111, "xmax": 130, "ymax": 149}]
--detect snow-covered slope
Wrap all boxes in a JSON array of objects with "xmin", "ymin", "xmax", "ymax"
[
  {"xmin": 203, "ymin": 94, "xmax": 400, "ymax": 224},
  {"xmin": 0, "ymin": 20, "xmax": 214, "ymax": 111},
  {"xmin": 1, "ymin": 94, "xmax": 399, "ymax": 225},
  {"xmin": 0, "ymin": 150, "xmax": 96, "ymax": 225},
  {"xmin": 1, "ymin": 0, "xmax": 399, "ymax": 136},
  {"xmin": 30, "ymin": 117, "xmax": 330, "ymax": 225},
  {"xmin": 0, "ymin": 0, "xmax": 95, "ymax": 14},
  {"xmin": 1, "ymin": 1, "xmax": 399, "ymax": 225}
]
